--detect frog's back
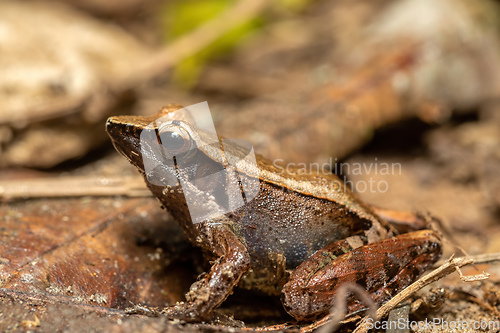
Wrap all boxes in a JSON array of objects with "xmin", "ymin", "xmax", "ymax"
[
  {"xmin": 232, "ymin": 179, "xmax": 375, "ymax": 270},
  {"xmin": 253, "ymin": 156, "xmax": 382, "ymax": 224}
]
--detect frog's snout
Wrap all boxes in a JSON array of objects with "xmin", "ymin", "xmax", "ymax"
[
  {"xmin": 106, "ymin": 116, "xmax": 145, "ymax": 171},
  {"xmin": 105, "ymin": 117, "xmax": 115, "ymax": 129},
  {"xmin": 105, "ymin": 116, "xmax": 142, "ymax": 145},
  {"xmin": 105, "ymin": 117, "xmax": 122, "ymax": 140}
]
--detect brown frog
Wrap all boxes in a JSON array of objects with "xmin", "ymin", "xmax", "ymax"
[{"xmin": 105, "ymin": 104, "xmax": 441, "ymax": 323}]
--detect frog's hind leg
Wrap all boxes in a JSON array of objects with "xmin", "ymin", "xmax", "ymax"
[
  {"xmin": 281, "ymin": 230, "xmax": 441, "ymax": 321},
  {"xmin": 162, "ymin": 223, "xmax": 251, "ymax": 321}
]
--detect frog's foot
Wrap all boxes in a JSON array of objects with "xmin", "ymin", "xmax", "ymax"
[
  {"xmin": 125, "ymin": 304, "xmax": 160, "ymax": 317},
  {"xmin": 162, "ymin": 302, "xmax": 233, "ymax": 323},
  {"xmin": 281, "ymin": 230, "xmax": 442, "ymax": 321},
  {"xmin": 161, "ymin": 302, "xmax": 203, "ymax": 322}
]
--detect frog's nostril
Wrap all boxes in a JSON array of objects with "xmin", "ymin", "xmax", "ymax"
[{"xmin": 105, "ymin": 117, "xmax": 116, "ymax": 132}]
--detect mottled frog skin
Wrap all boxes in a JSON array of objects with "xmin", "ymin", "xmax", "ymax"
[{"xmin": 106, "ymin": 105, "xmax": 441, "ymax": 322}]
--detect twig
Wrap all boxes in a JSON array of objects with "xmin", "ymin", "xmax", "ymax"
[
  {"xmin": 455, "ymin": 265, "xmax": 489, "ymax": 282},
  {"xmin": 462, "ymin": 252, "xmax": 500, "ymax": 265},
  {"xmin": 0, "ymin": 175, "xmax": 151, "ymax": 200},
  {"xmin": 352, "ymin": 253, "xmax": 500, "ymax": 333}
]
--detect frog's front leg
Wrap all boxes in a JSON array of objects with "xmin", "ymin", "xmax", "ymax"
[
  {"xmin": 163, "ymin": 223, "xmax": 250, "ymax": 321},
  {"xmin": 281, "ymin": 230, "xmax": 441, "ymax": 321}
]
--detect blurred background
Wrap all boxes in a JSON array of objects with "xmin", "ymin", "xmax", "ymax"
[{"xmin": 1, "ymin": 0, "xmax": 500, "ymax": 331}]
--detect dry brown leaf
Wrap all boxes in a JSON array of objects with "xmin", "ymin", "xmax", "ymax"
[{"xmin": 0, "ymin": 197, "xmax": 193, "ymax": 309}]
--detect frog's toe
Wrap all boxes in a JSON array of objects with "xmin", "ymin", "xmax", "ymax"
[
  {"xmin": 162, "ymin": 303, "xmax": 208, "ymax": 322},
  {"xmin": 125, "ymin": 304, "xmax": 160, "ymax": 317}
]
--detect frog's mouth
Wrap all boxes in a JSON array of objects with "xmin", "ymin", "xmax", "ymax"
[{"xmin": 106, "ymin": 116, "xmax": 147, "ymax": 173}]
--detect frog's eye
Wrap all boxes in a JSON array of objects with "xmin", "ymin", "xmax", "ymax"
[{"xmin": 157, "ymin": 122, "xmax": 195, "ymax": 157}]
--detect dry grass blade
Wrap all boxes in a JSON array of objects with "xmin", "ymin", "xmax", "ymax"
[{"xmin": 128, "ymin": 0, "xmax": 271, "ymax": 84}]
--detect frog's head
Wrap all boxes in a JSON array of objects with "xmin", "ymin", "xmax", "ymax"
[
  {"xmin": 106, "ymin": 103, "xmax": 260, "ymax": 226},
  {"xmin": 106, "ymin": 104, "xmax": 198, "ymax": 176}
]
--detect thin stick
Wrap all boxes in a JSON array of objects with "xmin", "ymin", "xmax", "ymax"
[
  {"xmin": 0, "ymin": 175, "xmax": 151, "ymax": 200},
  {"xmin": 463, "ymin": 252, "xmax": 500, "ymax": 265}
]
